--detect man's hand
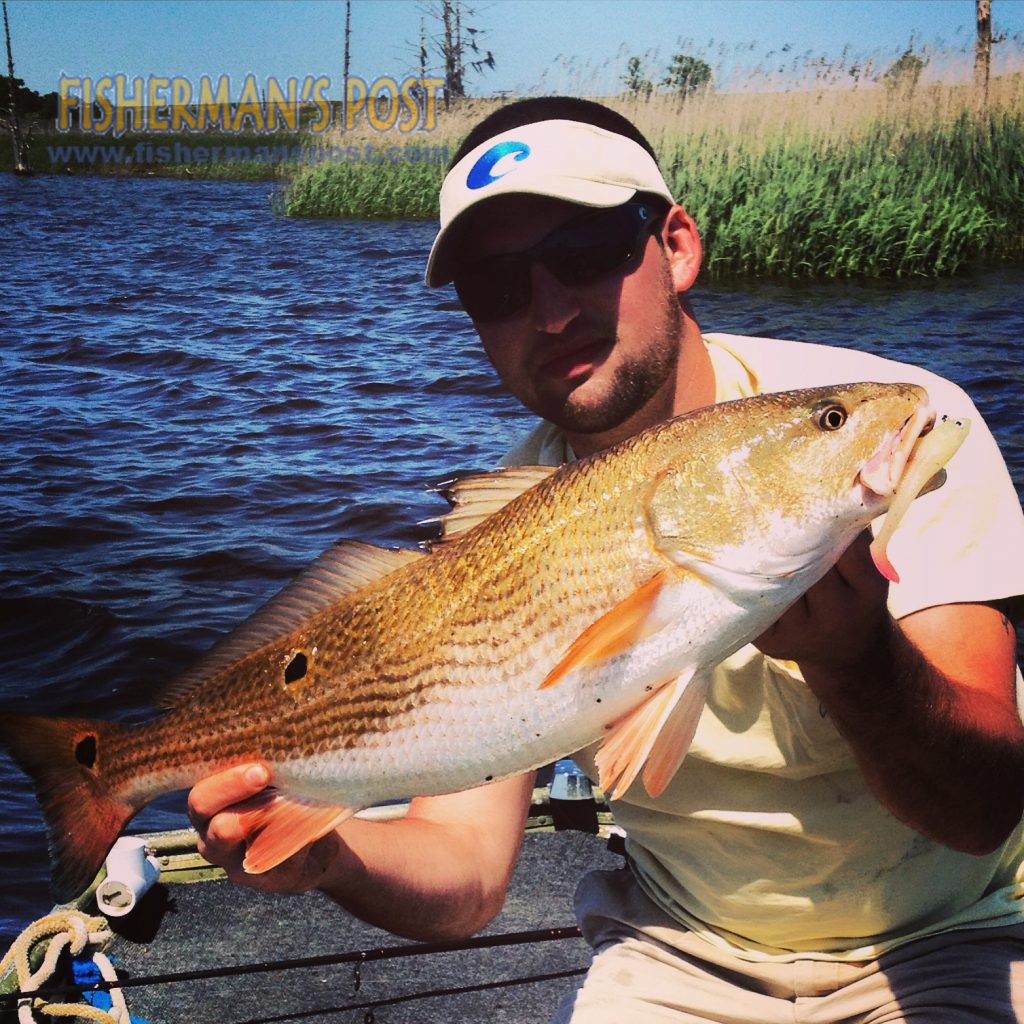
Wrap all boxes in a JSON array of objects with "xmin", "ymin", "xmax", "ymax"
[
  {"xmin": 186, "ymin": 767, "xmax": 535, "ymax": 940},
  {"xmin": 754, "ymin": 531, "xmax": 1023, "ymax": 855},
  {"xmin": 754, "ymin": 530, "xmax": 891, "ymax": 669},
  {"xmin": 188, "ymin": 763, "xmax": 343, "ymax": 894}
]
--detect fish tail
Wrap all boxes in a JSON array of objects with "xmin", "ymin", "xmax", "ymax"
[{"xmin": 0, "ymin": 713, "xmax": 136, "ymax": 902}]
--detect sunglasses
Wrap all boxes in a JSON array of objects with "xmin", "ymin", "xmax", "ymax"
[{"xmin": 452, "ymin": 201, "xmax": 665, "ymax": 323}]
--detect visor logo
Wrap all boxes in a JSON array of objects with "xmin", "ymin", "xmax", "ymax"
[{"xmin": 466, "ymin": 140, "xmax": 530, "ymax": 189}]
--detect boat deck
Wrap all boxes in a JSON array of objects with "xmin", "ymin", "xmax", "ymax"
[
  {"xmin": 103, "ymin": 829, "xmax": 621, "ymax": 1024},
  {"xmin": 3, "ymin": 789, "xmax": 622, "ymax": 1024}
]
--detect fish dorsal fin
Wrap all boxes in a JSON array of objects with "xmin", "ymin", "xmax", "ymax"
[
  {"xmin": 427, "ymin": 466, "xmax": 560, "ymax": 548},
  {"xmin": 595, "ymin": 669, "xmax": 707, "ymax": 800},
  {"xmin": 158, "ymin": 540, "xmax": 424, "ymax": 708},
  {"xmin": 236, "ymin": 789, "xmax": 358, "ymax": 874}
]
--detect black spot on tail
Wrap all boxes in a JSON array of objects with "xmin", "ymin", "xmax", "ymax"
[
  {"xmin": 75, "ymin": 734, "xmax": 97, "ymax": 769},
  {"xmin": 0, "ymin": 713, "xmax": 134, "ymax": 901}
]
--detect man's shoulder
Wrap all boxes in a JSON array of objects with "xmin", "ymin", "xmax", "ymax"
[
  {"xmin": 701, "ymin": 336, "xmax": 1023, "ymax": 620},
  {"xmin": 705, "ymin": 332, "xmax": 965, "ymax": 401}
]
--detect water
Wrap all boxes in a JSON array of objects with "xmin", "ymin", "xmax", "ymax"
[{"xmin": 1, "ymin": 174, "xmax": 1022, "ymax": 945}]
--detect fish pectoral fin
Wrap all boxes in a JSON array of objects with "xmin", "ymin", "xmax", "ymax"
[
  {"xmin": 868, "ymin": 543, "xmax": 900, "ymax": 584},
  {"xmin": 539, "ymin": 571, "xmax": 670, "ymax": 690},
  {"xmin": 641, "ymin": 672, "xmax": 711, "ymax": 798},
  {"xmin": 595, "ymin": 670, "xmax": 706, "ymax": 800},
  {"xmin": 237, "ymin": 789, "xmax": 358, "ymax": 875}
]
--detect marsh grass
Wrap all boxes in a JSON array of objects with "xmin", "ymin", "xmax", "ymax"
[
  {"xmin": 284, "ymin": 48, "xmax": 1024, "ymax": 279},
  {"xmin": 650, "ymin": 76, "xmax": 1024, "ymax": 277},
  {"xmin": 280, "ymin": 139, "xmax": 451, "ymax": 218}
]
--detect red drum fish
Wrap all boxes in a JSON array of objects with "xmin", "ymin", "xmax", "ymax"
[{"xmin": 0, "ymin": 384, "xmax": 967, "ymax": 901}]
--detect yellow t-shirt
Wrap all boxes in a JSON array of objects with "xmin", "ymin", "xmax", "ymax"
[{"xmin": 502, "ymin": 333, "xmax": 1024, "ymax": 961}]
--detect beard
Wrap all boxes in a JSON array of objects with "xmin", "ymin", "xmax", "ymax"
[{"xmin": 548, "ymin": 277, "xmax": 686, "ymax": 438}]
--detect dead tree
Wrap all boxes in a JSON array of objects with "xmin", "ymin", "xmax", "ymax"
[
  {"xmin": 2, "ymin": 0, "xmax": 31, "ymax": 175},
  {"xmin": 428, "ymin": 0, "xmax": 494, "ymax": 108},
  {"xmin": 343, "ymin": 0, "xmax": 352, "ymax": 98},
  {"xmin": 441, "ymin": 0, "xmax": 463, "ymax": 106},
  {"xmin": 975, "ymin": 0, "xmax": 992, "ymax": 109}
]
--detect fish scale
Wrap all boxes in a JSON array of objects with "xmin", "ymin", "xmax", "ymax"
[{"xmin": 0, "ymin": 383, "xmax": 969, "ymax": 901}]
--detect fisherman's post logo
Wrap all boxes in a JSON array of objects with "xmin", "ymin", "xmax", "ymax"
[{"xmin": 56, "ymin": 74, "xmax": 446, "ymax": 136}]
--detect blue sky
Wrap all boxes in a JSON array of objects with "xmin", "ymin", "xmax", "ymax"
[{"xmin": 7, "ymin": 0, "xmax": 1024, "ymax": 99}]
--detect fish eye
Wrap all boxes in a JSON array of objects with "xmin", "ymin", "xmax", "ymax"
[{"xmin": 814, "ymin": 402, "xmax": 848, "ymax": 432}]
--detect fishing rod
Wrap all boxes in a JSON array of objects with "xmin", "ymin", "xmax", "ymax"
[{"xmin": 0, "ymin": 924, "xmax": 584, "ymax": 1004}]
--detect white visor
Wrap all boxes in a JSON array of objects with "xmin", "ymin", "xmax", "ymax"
[{"xmin": 425, "ymin": 119, "xmax": 675, "ymax": 286}]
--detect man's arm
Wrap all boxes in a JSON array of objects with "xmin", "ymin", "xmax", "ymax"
[
  {"xmin": 188, "ymin": 768, "xmax": 536, "ymax": 941},
  {"xmin": 756, "ymin": 531, "xmax": 1024, "ymax": 856}
]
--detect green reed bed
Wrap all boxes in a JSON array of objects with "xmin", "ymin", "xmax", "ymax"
[
  {"xmin": 282, "ymin": 147, "xmax": 447, "ymax": 219},
  {"xmin": 675, "ymin": 110, "xmax": 1023, "ymax": 278}
]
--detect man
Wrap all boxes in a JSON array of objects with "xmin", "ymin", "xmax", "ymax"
[{"xmin": 190, "ymin": 98, "xmax": 1024, "ymax": 1021}]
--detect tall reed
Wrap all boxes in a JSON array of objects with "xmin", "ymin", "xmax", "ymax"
[
  {"xmin": 642, "ymin": 71, "xmax": 1024, "ymax": 278},
  {"xmin": 282, "ymin": 145, "xmax": 447, "ymax": 218}
]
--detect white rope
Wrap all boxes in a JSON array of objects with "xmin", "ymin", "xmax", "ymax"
[
  {"xmin": 91, "ymin": 952, "xmax": 129, "ymax": 1024},
  {"xmin": 0, "ymin": 911, "xmax": 130, "ymax": 1024}
]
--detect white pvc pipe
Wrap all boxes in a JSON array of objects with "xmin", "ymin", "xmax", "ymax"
[{"xmin": 95, "ymin": 837, "xmax": 161, "ymax": 918}]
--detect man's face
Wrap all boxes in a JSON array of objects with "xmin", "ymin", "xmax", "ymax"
[{"xmin": 454, "ymin": 196, "xmax": 686, "ymax": 445}]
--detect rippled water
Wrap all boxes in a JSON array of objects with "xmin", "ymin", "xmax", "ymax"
[{"xmin": 1, "ymin": 174, "xmax": 1021, "ymax": 943}]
